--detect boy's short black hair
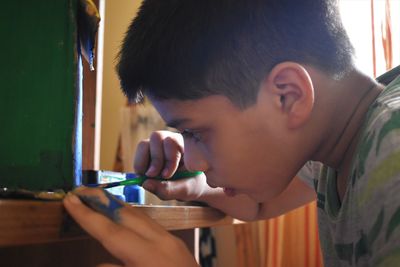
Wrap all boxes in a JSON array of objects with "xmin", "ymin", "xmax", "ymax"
[{"xmin": 117, "ymin": 0, "xmax": 354, "ymax": 107}]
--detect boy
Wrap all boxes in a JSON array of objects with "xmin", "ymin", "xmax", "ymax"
[{"xmin": 64, "ymin": 0, "xmax": 400, "ymax": 266}]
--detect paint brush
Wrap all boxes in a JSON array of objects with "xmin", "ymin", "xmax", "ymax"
[{"xmin": 83, "ymin": 170, "xmax": 203, "ymax": 189}]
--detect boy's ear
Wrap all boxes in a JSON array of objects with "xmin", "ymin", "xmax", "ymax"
[{"xmin": 264, "ymin": 62, "xmax": 315, "ymax": 129}]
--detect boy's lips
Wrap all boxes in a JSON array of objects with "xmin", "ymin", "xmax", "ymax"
[{"xmin": 223, "ymin": 187, "xmax": 236, "ymax": 197}]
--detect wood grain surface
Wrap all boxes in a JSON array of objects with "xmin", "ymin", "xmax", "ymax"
[{"xmin": 0, "ymin": 200, "xmax": 238, "ymax": 247}]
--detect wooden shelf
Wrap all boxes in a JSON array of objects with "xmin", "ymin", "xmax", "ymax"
[{"xmin": 0, "ymin": 199, "xmax": 237, "ymax": 247}]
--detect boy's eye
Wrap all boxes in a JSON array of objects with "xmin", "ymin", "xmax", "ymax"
[{"xmin": 181, "ymin": 129, "xmax": 201, "ymax": 142}]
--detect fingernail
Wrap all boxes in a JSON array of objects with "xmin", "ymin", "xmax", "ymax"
[
  {"xmin": 66, "ymin": 192, "xmax": 81, "ymax": 204},
  {"xmin": 146, "ymin": 166, "xmax": 156, "ymax": 176},
  {"xmin": 162, "ymin": 169, "xmax": 170, "ymax": 177},
  {"xmin": 73, "ymin": 186, "xmax": 87, "ymax": 193}
]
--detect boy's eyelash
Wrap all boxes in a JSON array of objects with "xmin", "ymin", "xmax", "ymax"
[
  {"xmin": 181, "ymin": 129, "xmax": 194, "ymax": 138},
  {"xmin": 181, "ymin": 129, "xmax": 201, "ymax": 141}
]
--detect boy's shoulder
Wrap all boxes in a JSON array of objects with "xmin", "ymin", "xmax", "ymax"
[
  {"xmin": 376, "ymin": 65, "xmax": 400, "ymax": 86},
  {"xmin": 298, "ymin": 68, "xmax": 400, "ymax": 266},
  {"xmin": 354, "ymin": 68, "xmax": 400, "ymax": 190},
  {"xmin": 356, "ymin": 66, "xmax": 400, "ymax": 156}
]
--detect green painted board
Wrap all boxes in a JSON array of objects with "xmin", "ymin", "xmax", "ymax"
[{"xmin": 0, "ymin": 0, "xmax": 81, "ymax": 191}]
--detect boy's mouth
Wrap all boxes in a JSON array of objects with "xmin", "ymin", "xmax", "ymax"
[{"xmin": 223, "ymin": 187, "xmax": 236, "ymax": 197}]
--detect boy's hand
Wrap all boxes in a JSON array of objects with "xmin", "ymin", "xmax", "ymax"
[
  {"xmin": 142, "ymin": 171, "xmax": 209, "ymax": 201},
  {"xmin": 134, "ymin": 130, "xmax": 209, "ymax": 201},
  {"xmin": 135, "ymin": 131, "xmax": 185, "ymax": 179},
  {"xmin": 63, "ymin": 187, "xmax": 198, "ymax": 267}
]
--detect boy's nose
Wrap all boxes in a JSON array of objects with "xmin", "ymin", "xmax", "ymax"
[{"xmin": 183, "ymin": 144, "xmax": 209, "ymax": 172}]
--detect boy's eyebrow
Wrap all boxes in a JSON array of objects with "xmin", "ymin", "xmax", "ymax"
[{"xmin": 166, "ymin": 118, "xmax": 191, "ymax": 129}]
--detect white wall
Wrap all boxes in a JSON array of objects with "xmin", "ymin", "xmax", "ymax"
[
  {"xmin": 99, "ymin": 0, "xmax": 142, "ymax": 169},
  {"xmin": 340, "ymin": 0, "xmax": 400, "ymax": 77}
]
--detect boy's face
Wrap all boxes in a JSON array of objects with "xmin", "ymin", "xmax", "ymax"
[{"xmin": 150, "ymin": 94, "xmax": 300, "ymax": 203}]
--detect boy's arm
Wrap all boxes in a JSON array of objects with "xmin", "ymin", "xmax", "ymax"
[{"xmin": 64, "ymin": 187, "xmax": 199, "ymax": 267}]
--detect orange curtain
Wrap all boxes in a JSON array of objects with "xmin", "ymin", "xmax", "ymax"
[
  {"xmin": 381, "ymin": 0, "xmax": 392, "ymax": 71},
  {"xmin": 234, "ymin": 201, "xmax": 323, "ymax": 267},
  {"xmin": 371, "ymin": 0, "xmax": 393, "ymax": 77},
  {"xmin": 235, "ymin": 223, "xmax": 258, "ymax": 267},
  {"xmin": 263, "ymin": 201, "xmax": 322, "ymax": 267}
]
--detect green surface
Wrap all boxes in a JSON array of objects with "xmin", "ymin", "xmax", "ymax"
[{"xmin": 0, "ymin": 0, "xmax": 80, "ymax": 190}]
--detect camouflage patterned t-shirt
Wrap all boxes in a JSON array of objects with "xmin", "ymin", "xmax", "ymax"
[{"xmin": 298, "ymin": 68, "xmax": 400, "ymax": 267}]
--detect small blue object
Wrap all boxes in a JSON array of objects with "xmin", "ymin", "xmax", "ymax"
[
  {"xmin": 123, "ymin": 185, "xmax": 145, "ymax": 204},
  {"xmin": 125, "ymin": 173, "xmax": 139, "ymax": 179}
]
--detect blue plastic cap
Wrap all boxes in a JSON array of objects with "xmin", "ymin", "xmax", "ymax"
[{"xmin": 123, "ymin": 185, "xmax": 145, "ymax": 204}]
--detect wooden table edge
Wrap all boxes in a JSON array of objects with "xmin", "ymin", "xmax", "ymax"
[{"xmin": 0, "ymin": 199, "xmax": 240, "ymax": 247}]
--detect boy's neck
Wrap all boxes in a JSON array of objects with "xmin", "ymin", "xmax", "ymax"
[{"xmin": 312, "ymin": 69, "xmax": 384, "ymax": 199}]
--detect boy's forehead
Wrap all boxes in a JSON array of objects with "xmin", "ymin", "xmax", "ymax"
[
  {"xmin": 150, "ymin": 97, "xmax": 213, "ymax": 126},
  {"xmin": 150, "ymin": 95, "xmax": 240, "ymax": 127},
  {"xmin": 150, "ymin": 94, "xmax": 234, "ymax": 109}
]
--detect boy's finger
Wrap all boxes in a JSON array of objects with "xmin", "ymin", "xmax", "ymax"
[
  {"xmin": 161, "ymin": 136, "xmax": 183, "ymax": 178},
  {"xmin": 70, "ymin": 187, "xmax": 167, "ymax": 239},
  {"xmin": 134, "ymin": 139, "xmax": 151, "ymax": 174},
  {"xmin": 146, "ymin": 132, "xmax": 166, "ymax": 176},
  {"xmin": 142, "ymin": 179, "xmax": 189, "ymax": 201},
  {"xmin": 63, "ymin": 192, "xmax": 147, "ymax": 262},
  {"xmin": 72, "ymin": 187, "xmax": 125, "ymax": 223},
  {"xmin": 64, "ymin": 191, "xmax": 189, "ymax": 266}
]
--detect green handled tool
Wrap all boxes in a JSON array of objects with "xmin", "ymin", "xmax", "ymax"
[{"xmin": 83, "ymin": 170, "xmax": 203, "ymax": 189}]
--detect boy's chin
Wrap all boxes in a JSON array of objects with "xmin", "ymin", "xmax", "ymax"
[{"xmin": 245, "ymin": 190, "xmax": 280, "ymax": 203}]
